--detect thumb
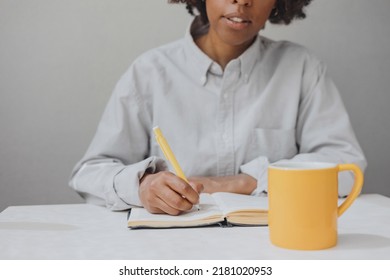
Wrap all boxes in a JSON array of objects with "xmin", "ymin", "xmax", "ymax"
[{"xmin": 189, "ymin": 181, "xmax": 204, "ymax": 194}]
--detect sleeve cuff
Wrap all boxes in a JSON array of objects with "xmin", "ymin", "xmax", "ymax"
[
  {"xmin": 108, "ymin": 156, "xmax": 168, "ymax": 210},
  {"xmin": 239, "ymin": 157, "xmax": 269, "ymax": 196}
]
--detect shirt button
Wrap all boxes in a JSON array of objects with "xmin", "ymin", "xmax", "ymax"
[{"xmin": 223, "ymin": 93, "xmax": 228, "ymax": 99}]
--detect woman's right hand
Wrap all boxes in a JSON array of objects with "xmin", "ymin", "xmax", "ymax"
[{"xmin": 139, "ymin": 171, "xmax": 203, "ymax": 215}]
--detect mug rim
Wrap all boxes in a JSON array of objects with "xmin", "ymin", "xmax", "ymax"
[{"xmin": 269, "ymin": 161, "xmax": 337, "ymax": 170}]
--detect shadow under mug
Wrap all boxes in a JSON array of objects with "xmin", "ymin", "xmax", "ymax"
[{"xmin": 268, "ymin": 162, "xmax": 364, "ymax": 250}]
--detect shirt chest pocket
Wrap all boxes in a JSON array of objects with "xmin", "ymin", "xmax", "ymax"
[{"xmin": 250, "ymin": 128, "xmax": 298, "ymax": 163}]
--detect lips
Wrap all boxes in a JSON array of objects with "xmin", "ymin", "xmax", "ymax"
[
  {"xmin": 222, "ymin": 13, "xmax": 251, "ymax": 30},
  {"xmin": 226, "ymin": 16, "xmax": 251, "ymax": 24},
  {"xmin": 223, "ymin": 12, "xmax": 251, "ymax": 24}
]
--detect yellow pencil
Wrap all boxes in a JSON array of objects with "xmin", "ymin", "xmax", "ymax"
[
  {"xmin": 153, "ymin": 126, "xmax": 200, "ymax": 210},
  {"xmin": 153, "ymin": 126, "xmax": 188, "ymax": 183}
]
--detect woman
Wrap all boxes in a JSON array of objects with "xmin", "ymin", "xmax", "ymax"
[{"xmin": 70, "ymin": 0, "xmax": 366, "ymax": 215}]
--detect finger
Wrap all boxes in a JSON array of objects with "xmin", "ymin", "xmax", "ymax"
[
  {"xmin": 189, "ymin": 181, "xmax": 204, "ymax": 194},
  {"xmin": 139, "ymin": 172, "xmax": 182, "ymax": 214},
  {"xmin": 157, "ymin": 186, "xmax": 194, "ymax": 212},
  {"xmin": 146, "ymin": 171, "xmax": 198, "ymax": 212},
  {"xmin": 166, "ymin": 176, "xmax": 200, "ymax": 205},
  {"xmin": 153, "ymin": 194, "xmax": 186, "ymax": 216}
]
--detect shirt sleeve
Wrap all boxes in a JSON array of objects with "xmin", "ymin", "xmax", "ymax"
[
  {"xmin": 69, "ymin": 67, "xmax": 168, "ymax": 211},
  {"xmin": 240, "ymin": 60, "xmax": 367, "ymax": 197}
]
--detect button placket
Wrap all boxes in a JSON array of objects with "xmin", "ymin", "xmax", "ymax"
[{"xmin": 216, "ymin": 69, "xmax": 237, "ymax": 176}]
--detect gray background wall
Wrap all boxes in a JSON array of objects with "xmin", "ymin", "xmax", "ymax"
[{"xmin": 1, "ymin": 0, "xmax": 389, "ymax": 212}]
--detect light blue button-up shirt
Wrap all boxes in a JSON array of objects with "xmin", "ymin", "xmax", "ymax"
[{"xmin": 70, "ymin": 19, "xmax": 366, "ymax": 210}]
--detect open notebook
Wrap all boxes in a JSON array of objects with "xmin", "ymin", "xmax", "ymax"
[{"xmin": 127, "ymin": 192, "xmax": 268, "ymax": 229}]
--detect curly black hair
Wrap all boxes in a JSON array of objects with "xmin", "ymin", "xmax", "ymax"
[{"xmin": 169, "ymin": 0, "xmax": 313, "ymax": 25}]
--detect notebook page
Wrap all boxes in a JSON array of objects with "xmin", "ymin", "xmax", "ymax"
[
  {"xmin": 211, "ymin": 192, "xmax": 268, "ymax": 216},
  {"xmin": 128, "ymin": 193, "xmax": 222, "ymax": 224}
]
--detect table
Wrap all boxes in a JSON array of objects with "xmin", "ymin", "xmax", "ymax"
[{"xmin": 0, "ymin": 194, "xmax": 389, "ymax": 259}]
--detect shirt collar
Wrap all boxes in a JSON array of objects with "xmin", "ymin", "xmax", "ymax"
[
  {"xmin": 184, "ymin": 18, "xmax": 213, "ymax": 86},
  {"xmin": 238, "ymin": 35, "xmax": 261, "ymax": 83},
  {"xmin": 184, "ymin": 17, "xmax": 262, "ymax": 86}
]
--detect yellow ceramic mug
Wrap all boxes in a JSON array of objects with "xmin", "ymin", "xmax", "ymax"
[{"xmin": 268, "ymin": 162, "xmax": 363, "ymax": 250}]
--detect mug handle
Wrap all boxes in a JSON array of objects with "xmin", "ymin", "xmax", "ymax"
[{"xmin": 337, "ymin": 164, "xmax": 364, "ymax": 217}]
